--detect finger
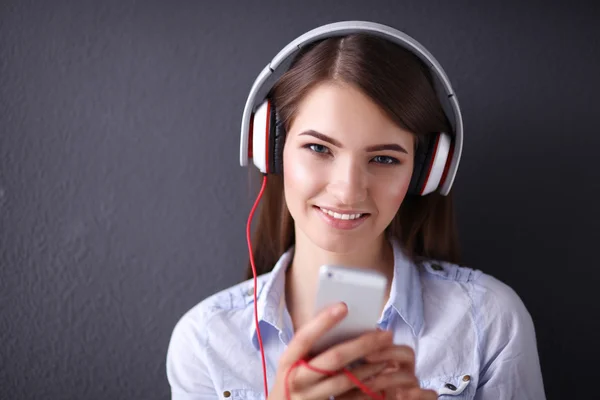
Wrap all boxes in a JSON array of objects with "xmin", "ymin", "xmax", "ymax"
[
  {"xmin": 300, "ymin": 362, "xmax": 389, "ymax": 400},
  {"xmin": 334, "ymin": 387, "xmax": 392, "ymax": 400},
  {"xmin": 333, "ymin": 387, "xmax": 371, "ymax": 400},
  {"xmin": 397, "ymin": 388, "xmax": 437, "ymax": 400},
  {"xmin": 362, "ymin": 370, "xmax": 419, "ymax": 393},
  {"xmin": 419, "ymin": 389, "xmax": 438, "ymax": 400},
  {"xmin": 364, "ymin": 345, "xmax": 415, "ymax": 373},
  {"xmin": 279, "ymin": 302, "xmax": 348, "ymax": 370},
  {"xmin": 421, "ymin": 389, "xmax": 438, "ymax": 400},
  {"xmin": 294, "ymin": 330, "xmax": 394, "ymax": 387}
]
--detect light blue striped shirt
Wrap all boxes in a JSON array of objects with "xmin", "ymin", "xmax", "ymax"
[{"xmin": 166, "ymin": 239, "xmax": 546, "ymax": 399}]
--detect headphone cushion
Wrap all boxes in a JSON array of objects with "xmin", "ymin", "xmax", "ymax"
[
  {"xmin": 408, "ymin": 134, "xmax": 435, "ymax": 195},
  {"xmin": 266, "ymin": 102, "xmax": 278, "ymax": 173},
  {"xmin": 411, "ymin": 133, "xmax": 452, "ymax": 196},
  {"xmin": 272, "ymin": 108, "xmax": 286, "ymax": 174}
]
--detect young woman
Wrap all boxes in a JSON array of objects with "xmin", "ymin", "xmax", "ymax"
[{"xmin": 166, "ymin": 22, "xmax": 546, "ymax": 400}]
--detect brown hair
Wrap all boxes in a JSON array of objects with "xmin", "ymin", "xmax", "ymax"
[{"xmin": 245, "ymin": 33, "xmax": 461, "ymax": 280}]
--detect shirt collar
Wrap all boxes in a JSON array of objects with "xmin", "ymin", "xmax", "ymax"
[
  {"xmin": 248, "ymin": 239, "xmax": 424, "ymax": 349},
  {"xmin": 383, "ymin": 238, "xmax": 424, "ymax": 337},
  {"xmin": 248, "ymin": 246, "xmax": 295, "ymax": 349}
]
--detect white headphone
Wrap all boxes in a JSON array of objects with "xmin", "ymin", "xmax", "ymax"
[{"xmin": 239, "ymin": 21, "xmax": 463, "ymax": 196}]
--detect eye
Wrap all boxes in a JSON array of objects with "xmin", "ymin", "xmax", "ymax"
[
  {"xmin": 305, "ymin": 143, "xmax": 330, "ymax": 155},
  {"xmin": 372, "ymin": 155, "xmax": 399, "ymax": 165}
]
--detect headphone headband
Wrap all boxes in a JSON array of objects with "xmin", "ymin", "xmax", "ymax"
[{"xmin": 240, "ymin": 21, "xmax": 463, "ymax": 195}]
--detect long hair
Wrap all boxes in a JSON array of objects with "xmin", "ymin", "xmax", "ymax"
[{"xmin": 245, "ymin": 33, "xmax": 461, "ymax": 279}]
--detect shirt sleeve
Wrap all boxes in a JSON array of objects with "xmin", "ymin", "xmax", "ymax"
[
  {"xmin": 166, "ymin": 311, "xmax": 220, "ymax": 400},
  {"xmin": 473, "ymin": 274, "xmax": 547, "ymax": 400}
]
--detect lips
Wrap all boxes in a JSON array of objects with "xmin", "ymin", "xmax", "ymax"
[
  {"xmin": 314, "ymin": 206, "xmax": 370, "ymax": 230},
  {"xmin": 318, "ymin": 206, "xmax": 365, "ymax": 220}
]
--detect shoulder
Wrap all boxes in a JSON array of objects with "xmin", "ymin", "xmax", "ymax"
[
  {"xmin": 417, "ymin": 261, "xmax": 546, "ymax": 395},
  {"xmin": 165, "ymin": 275, "xmax": 272, "ymax": 394},
  {"xmin": 420, "ymin": 259, "xmax": 523, "ymax": 301},
  {"xmin": 167, "ymin": 273, "xmax": 270, "ymax": 348},
  {"xmin": 419, "ymin": 259, "xmax": 535, "ymax": 333}
]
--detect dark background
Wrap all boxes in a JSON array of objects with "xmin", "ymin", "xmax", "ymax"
[{"xmin": 1, "ymin": 0, "xmax": 598, "ymax": 399}]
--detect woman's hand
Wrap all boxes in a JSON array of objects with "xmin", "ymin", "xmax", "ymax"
[
  {"xmin": 335, "ymin": 345, "xmax": 438, "ymax": 400},
  {"xmin": 268, "ymin": 302, "xmax": 399, "ymax": 400}
]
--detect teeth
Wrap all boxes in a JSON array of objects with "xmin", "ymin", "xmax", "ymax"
[{"xmin": 320, "ymin": 207, "xmax": 363, "ymax": 220}]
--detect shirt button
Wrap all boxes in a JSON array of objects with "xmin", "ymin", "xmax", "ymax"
[
  {"xmin": 246, "ymin": 287, "xmax": 254, "ymax": 296},
  {"xmin": 463, "ymin": 375, "xmax": 471, "ymax": 382},
  {"xmin": 223, "ymin": 391, "xmax": 231, "ymax": 398},
  {"xmin": 431, "ymin": 263, "xmax": 443, "ymax": 271}
]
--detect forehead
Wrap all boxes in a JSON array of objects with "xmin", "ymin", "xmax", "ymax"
[{"xmin": 288, "ymin": 81, "xmax": 414, "ymax": 146}]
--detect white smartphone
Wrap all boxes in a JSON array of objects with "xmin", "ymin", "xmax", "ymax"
[{"xmin": 310, "ymin": 265, "xmax": 389, "ymax": 355}]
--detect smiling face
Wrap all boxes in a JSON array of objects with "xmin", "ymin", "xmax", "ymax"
[{"xmin": 282, "ymin": 81, "xmax": 416, "ymax": 254}]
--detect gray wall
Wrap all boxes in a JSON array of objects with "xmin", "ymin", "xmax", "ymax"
[{"xmin": 1, "ymin": 1, "xmax": 598, "ymax": 399}]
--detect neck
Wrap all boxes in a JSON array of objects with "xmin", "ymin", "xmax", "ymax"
[{"xmin": 285, "ymin": 231, "xmax": 395, "ymax": 332}]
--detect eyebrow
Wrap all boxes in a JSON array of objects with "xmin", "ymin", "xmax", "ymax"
[{"xmin": 298, "ymin": 130, "xmax": 408, "ymax": 154}]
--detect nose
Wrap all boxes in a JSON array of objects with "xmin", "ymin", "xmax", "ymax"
[{"xmin": 327, "ymin": 157, "xmax": 368, "ymax": 205}]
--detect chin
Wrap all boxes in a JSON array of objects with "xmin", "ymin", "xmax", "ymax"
[
  {"xmin": 306, "ymin": 227, "xmax": 373, "ymax": 255},
  {"xmin": 312, "ymin": 236, "xmax": 357, "ymax": 255}
]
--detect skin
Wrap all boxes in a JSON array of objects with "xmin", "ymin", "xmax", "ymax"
[
  {"xmin": 283, "ymin": 80, "xmax": 415, "ymax": 330},
  {"xmin": 266, "ymin": 81, "xmax": 437, "ymax": 399}
]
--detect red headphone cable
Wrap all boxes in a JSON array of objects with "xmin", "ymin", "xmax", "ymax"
[{"xmin": 246, "ymin": 174, "xmax": 269, "ymax": 397}]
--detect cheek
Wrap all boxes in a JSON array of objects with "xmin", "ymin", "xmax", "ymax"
[
  {"xmin": 283, "ymin": 146, "xmax": 324, "ymax": 199},
  {"xmin": 378, "ymin": 170, "xmax": 412, "ymax": 208}
]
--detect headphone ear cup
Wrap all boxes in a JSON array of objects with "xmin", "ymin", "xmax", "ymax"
[
  {"xmin": 250, "ymin": 100, "xmax": 272, "ymax": 174},
  {"xmin": 410, "ymin": 133, "xmax": 452, "ymax": 196},
  {"xmin": 272, "ymin": 108, "xmax": 286, "ymax": 174}
]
